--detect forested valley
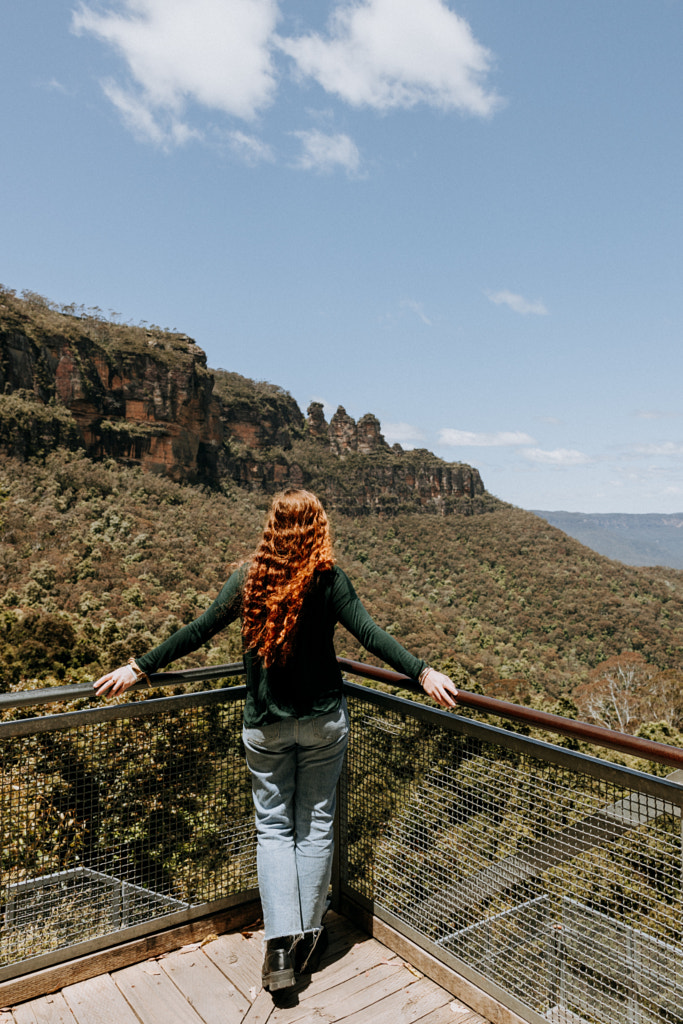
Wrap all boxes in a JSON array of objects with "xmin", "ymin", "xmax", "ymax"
[{"xmin": 2, "ymin": 288, "xmax": 683, "ymax": 763}]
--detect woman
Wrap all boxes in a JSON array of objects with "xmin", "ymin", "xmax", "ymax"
[{"xmin": 95, "ymin": 489, "xmax": 458, "ymax": 993}]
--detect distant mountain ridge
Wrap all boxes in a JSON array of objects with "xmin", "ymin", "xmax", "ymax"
[{"xmin": 532, "ymin": 511, "xmax": 683, "ymax": 569}]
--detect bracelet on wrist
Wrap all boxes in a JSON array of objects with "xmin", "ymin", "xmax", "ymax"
[
  {"xmin": 128, "ymin": 658, "xmax": 151, "ymax": 687},
  {"xmin": 419, "ymin": 666, "xmax": 431, "ymax": 688}
]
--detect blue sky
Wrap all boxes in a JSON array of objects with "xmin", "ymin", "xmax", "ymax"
[{"xmin": 3, "ymin": 0, "xmax": 682, "ymax": 513}]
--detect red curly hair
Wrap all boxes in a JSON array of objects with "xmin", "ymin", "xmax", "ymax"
[{"xmin": 241, "ymin": 489, "xmax": 334, "ymax": 667}]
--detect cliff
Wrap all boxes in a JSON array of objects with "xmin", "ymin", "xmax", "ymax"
[{"xmin": 0, "ymin": 288, "xmax": 488, "ymax": 513}]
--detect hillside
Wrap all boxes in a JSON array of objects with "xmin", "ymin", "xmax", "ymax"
[
  {"xmin": 1, "ymin": 288, "xmax": 683, "ymax": 745},
  {"xmin": 533, "ymin": 510, "xmax": 683, "ymax": 569},
  {"xmin": 2, "ymin": 448, "xmax": 683, "ymax": 714}
]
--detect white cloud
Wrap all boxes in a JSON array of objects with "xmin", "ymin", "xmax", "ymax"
[
  {"xmin": 72, "ymin": 0, "xmax": 501, "ymax": 159},
  {"xmin": 101, "ymin": 78, "xmax": 198, "ymax": 147},
  {"xmin": 439, "ymin": 429, "xmax": 536, "ymax": 447},
  {"xmin": 383, "ymin": 422, "xmax": 426, "ymax": 447},
  {"xmin": 400, "ymin": 299, "xmax": 433, "ymax": 326},
  {"xmin": 487, "ymin": 290, "xmax": 548, "ymax": 316},
  {"xmin": 72, "ymin": 0, "xmax": 280, "ymax": 146},
  {"xmin": 632, "ymin": 442, "xmax": 683, "ymax": 456},
  {"xmin": 43, "ymin": 78, "xmax": 70, "ymax": 94},
  {"xmin": 523, "ymin": 448, "xmax": 591, "ymax": 466},
  {"xmin": 291, "ymin": 129, "xmax": 361, "ymax": 175},
  {"xmin": 227, "ymin": 130, "xmax": 274, "ymax": 165},
  {"xmin": 278, "ymin": 0, "xmax": 501, "ymax": 115}
]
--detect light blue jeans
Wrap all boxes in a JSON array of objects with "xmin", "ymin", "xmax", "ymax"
[{"xmin": 242, "ymin": 700, "xmax": 349, "ymax": 941}]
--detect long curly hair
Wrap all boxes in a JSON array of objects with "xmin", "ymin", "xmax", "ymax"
[{"xmin": 241, "ymin": 489, "xmax": 334, "ymax": 667}]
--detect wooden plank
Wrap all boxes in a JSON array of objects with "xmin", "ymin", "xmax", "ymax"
[
  {"xmin": 227, "ymin": 917, "xmax": 397, "ymax": 1024},
  {"xmin": 289, "ymin": 938, "xmax": 399, "ymax": 1004},
  {"xmin": 112, "ymin": 960, "xmax": 205, "ymax": 1024},
  {"xmin": 273, "ymin": 962, "xmax": 408, "ymax": 1024},
  {"xmin": 241, "ymin": 987, "xmax": 275, "ymax": 1024},
  {"xmin": 158, "ymin": 944, "xmax": 250, "ymax": 1024},
  {"xmin": 202, "ymin": 930, "xmax": 264, "ymax": 1003},
  {"xmin": 322, "ymin": 912, "xmax": 368, "ymax": 955},
  {"xmin": 341, "ymin": 900, "xmax": 522, "ymax": 1024},
  {"xmin": 0, "ymin": 900, "xmax": 261, "ymax": 1008},
  {"xmin": 340, "ymin": 977, "xmax": 450, "ymax": 1024},
  {"xmin": 62, "ymin": 974, "xmax": 141, "ymax": 1024},
  {"xmin": 417, "ymin": 1003, "xmax": 490, "ymax": 1024},
  {"xmin": 11, "ymin": 992, "xmax": 76, "ymax": 1024}
]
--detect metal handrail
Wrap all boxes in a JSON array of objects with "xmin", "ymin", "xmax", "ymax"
[
  {"xmin": 4, "ymin": 656, "xmax": 683, "ymax": 769},
  {"xmin": 337, "ymin": 657, "xmax": 683, "ymax": 771},
  {"xmin": 0, "ymin": 663, "xmax": 246, "ymax": 710}
]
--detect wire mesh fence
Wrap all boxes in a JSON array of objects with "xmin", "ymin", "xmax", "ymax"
[
  {"xmin": 0, "ymin": 688, "xmax": 257, "ymax": 980},
  {"xmin": 2, "ymin": 671, "xmax": 682, "ymax": 1024},
  {"xmin": 340, "ymin": 686, "xmax": 683, "ymax": 1024}
]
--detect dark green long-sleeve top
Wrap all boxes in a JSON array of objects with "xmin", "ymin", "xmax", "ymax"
[{"xmin": 136, "ymin": 565, "xmax": 426, "ymax": 728}]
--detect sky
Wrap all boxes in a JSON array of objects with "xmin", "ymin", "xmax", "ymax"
[{"xmin": 2, "ymin": 1, "xmax": 683, "ymax": 514}]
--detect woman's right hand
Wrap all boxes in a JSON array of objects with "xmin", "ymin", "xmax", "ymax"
[
  {"xmin": 420, "ymin": 668, "xmax": 459, "ymax": 709},
  {"xmin": 94, "ymin": 663, "xmax": 137, "ymax": 697}
]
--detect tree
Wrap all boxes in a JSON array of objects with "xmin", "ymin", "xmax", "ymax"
[
  {"xmin": 573, "ymin": 652, "xmax": 683, "ymax": 734},
  {"xmin": 640, "ymin": 668, "xmax": 683, "ymax": 729},
  {"xmin": 574, "ymin": 652, "xmax": 654, "ymax": 733}
]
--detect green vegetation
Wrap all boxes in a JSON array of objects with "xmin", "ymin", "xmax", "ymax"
[
  {"xmin": 1, "ymin": 285, "xmax": 682, "ymax": 752},
  {"xmin": 0, "ymin": 390, "xmax": 82, "ymax": 459},
  {"xmin": 2, "ymin": 290, "xmax": 681, "ymax": 1014},
  {"xmin": 212, "ymin": 369, "xmax": 304, "ymax": 440},
  {"xmin": 0, "ymin": 452, "xmax": 261, "ymax": 690},
  {"xmin": 1, "ymin": 449, "xmax": 683, "ymax": 754},
  {"xmin": 0, "ymin": 285, "xmax": 194, "ymax": 364}
]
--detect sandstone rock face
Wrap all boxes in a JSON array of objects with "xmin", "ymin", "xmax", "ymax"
[
  {"xmin": 0, "ymin": 296, "xmax": 487, "ymax": 512},
  {"xmin": 357, "ymin": 413, "xmax": 389, "ymax": 454},
  {"xmin": 1, "ymin": 324, "xmax": 222, "ymax": 482},
  {"xmin": 317, "ymin": 450, "xmax": 485, "ymax": 514},
  {"xmin": 329, "ymin": 406, "xmax": 358, "ymax": 454},
  {"xmin": 311, "ymin": 405, "xmax": 389, "ymax": 455},
  {"xmin": 216, "ymin": 372, "xmax": 304, "ymax": 451},
  {"xmin": 305, "ymin": 402, "xmax": 328, "ymax": 442}
]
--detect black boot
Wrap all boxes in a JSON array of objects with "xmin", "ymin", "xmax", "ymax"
[
  {"xmin": 262, "ymin": 936, "xmax": 296, "ymax": 992},
  {"xmin": 295, "ymin": 926, "xmax": 329, "ymax": 975}
]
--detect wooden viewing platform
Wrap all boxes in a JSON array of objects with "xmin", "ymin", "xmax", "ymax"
[{"xmin": 0, "ymin": 913, "xmax": 491, "ymax": 1024}]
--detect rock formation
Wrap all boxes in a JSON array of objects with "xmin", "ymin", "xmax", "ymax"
[
  {"xmin": 1, "ymin": 315, "xmax": 222, "ymax": 482},
  {"xmin": 0, "ymin": 290, "xmax": 486, "ymax": 513}
]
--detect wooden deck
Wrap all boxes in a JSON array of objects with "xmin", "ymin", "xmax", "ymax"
[{"xmin": 0, "ymin": 913, "xmax": 490, "ymax": 1024}]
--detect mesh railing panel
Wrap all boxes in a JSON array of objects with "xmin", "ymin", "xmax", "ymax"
[
  {"xmin": 4, "ymin": 677, "xmax": 683, "ymax": 1024},
  {"xmin": 341, "ymin": 693, "xmax": 683, "ymax": 1024},
  {"xmin": 0, "ymin": 693, "xmax": 257, "ymax": 977}
]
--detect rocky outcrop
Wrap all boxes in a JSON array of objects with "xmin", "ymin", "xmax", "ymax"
[
  {"xmin": 357, "ymin": 413, "xmax": 389, "ymax": 454},
  {"xmin": 1, "ymin": 323, "xmax": 222, "ymax": 482},
  {"xmin": 308, "ymin": 404, "xmax": 390, "ymax": 455},
  {"xmin": 308, "ymin": 448, "xmax": 485, "ymax": 515},
  {"xmin": 305, "ymin": 402, "xmax": 328, "ymax": 443},
  {"xmin": 213, "ymin": 370, "xmax": 304, "ymax": 452},
  {"xmin": 329, "ymin": 406, "xmax": 359, "ymax": 454},
  {"xmin": 0, "ymin": 390, "xmax": 82, "ymax": 460},
  {"xmin": 0, "ymin": 291, "xmax": 488, "ymax": 513}
]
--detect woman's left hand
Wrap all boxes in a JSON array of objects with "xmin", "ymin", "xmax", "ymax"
[
  {"xmin": 93, "ymin": 663, "xmax": 137, "ymax": 697},
  {"xmin": 420, "ymin": 668, "xmax": 458, "ymax": 708}
]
